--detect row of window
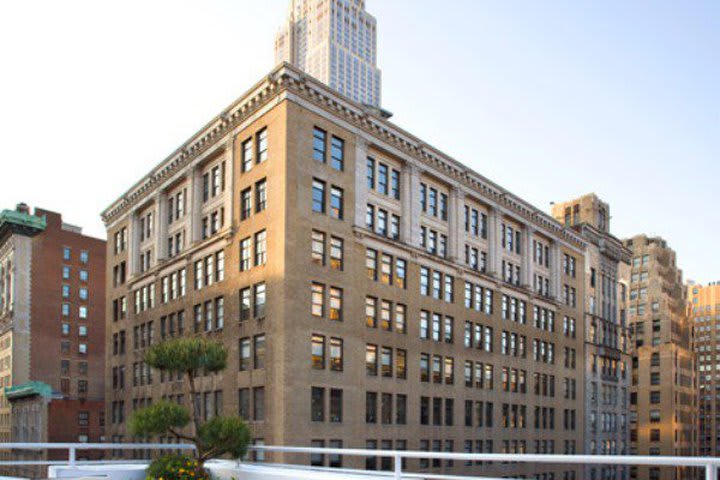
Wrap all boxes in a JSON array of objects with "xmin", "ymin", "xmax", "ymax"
[
  {"xmin": 367, "ymin": 204, "xmax": 400, "ymax": 240},
  {"xmin": 313, "ymin": 127, "xmax": 344, "ymax": 171},
  {"xmin": 239, "ymin": 230, "xmax": 267, "ymax": 270},
  {"xmin": 366, "ymin": 297, "xmax": 406, "ymax": 333},
  {"xmin": 366, "ymin": 249, "xmax": 407, "ymax": 288},
  {"xmin": 240, "ymin": 179, "xmax": 267, "ymax": 220},
  {"xmin": 366, "ymin": 344, "xmax": 407, "ymax": 378},
  {"xmin": 312, "ymin": 179, "xmax": 344, "ymax": 219},
  {"xmin": 311, "ymin": 231, "xmax": 344, "ymax": 270},
  {"xmin": 367, "ymin": 157, "xmax": 400, "ymax": 199}
]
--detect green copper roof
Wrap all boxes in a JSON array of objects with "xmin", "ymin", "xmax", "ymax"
[
  {"xmin": 4, "ymin": 381, "xmax": 54, "ymax": 400},
  {"xmin": 0, "ymin": 209, "xmax": 46, "ymax": 233}
]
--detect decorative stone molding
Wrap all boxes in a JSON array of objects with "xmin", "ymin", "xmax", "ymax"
[{"xmin": 101, "ymin": 63, "xmax": 586, "ymax": 252}]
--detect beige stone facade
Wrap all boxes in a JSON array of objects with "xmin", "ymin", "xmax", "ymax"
[
  {"xmin": 621, "ymin": 235, "xmax": 697, "ymax": 480},
  {"xmin": 103, "ymin": 63, "xmax": 587, "ymax": 479},
  {"xmin": 552, "ymin": 194, "xmax": 632, "ymax": 480},
  {"xmin": 691, "ymin": 282, "xmax": 720, "ymax": 456}
]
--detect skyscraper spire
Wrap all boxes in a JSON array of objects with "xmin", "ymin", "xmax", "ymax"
[{"xmin": 275, "ymin": 0, "xmax": 382, "ymax": 108}]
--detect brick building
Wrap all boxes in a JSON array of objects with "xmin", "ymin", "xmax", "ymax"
[{"xmin": 0, "ymin": 204, "xmax": 106, "ymax": 473}]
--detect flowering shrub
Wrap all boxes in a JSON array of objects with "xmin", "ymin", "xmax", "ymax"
[{"xmin": 146, "ymin": 454, "xmax": 210, "ymax": 480}]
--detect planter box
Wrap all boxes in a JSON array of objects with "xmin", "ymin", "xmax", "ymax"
[{"xmin": 48, "ymin": 464, "xmax": 148, "ymax": 480}]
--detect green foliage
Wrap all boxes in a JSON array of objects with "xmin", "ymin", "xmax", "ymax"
[
  {"xmin": 129, "ymin": 401, "xmax": 190, "ymax": 437},
  {"xmin": 145, "ymin": 337, "xmax": 228, "ymax": 374},
  {"xmin": 146, "ymin": 454, "xmax": 209, "ymax": 480},
  {"xmin": 198, "ymin": 416, "xmax": 252, "ymax": 459},
  {"xmin": 128, "ymin": 338, "xmax": 250, "ymax": 467}
]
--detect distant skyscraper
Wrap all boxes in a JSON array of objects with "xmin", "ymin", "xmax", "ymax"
[{"xmin": 275, "ymin": 0, "xmax": 382, "ymax": 107}]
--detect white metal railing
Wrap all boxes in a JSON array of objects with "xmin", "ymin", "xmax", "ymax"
[
  {"xmin": 0, "ymin": 442, "xmax": 195, "ymax": 468},
  {"xmin": 251, "ymin": 445, "xmax": 718, "ymax": 480},
  {"xmin": 0, "ymin": 443, "xmax": 714, "ymax": 480}
]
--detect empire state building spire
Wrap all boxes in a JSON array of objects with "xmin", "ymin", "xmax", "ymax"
[{"xmin": 275, "ymin": 0, "xmax": 382, "ymax": 108}]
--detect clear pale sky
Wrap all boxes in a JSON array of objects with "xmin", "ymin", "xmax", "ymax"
[{"xmin": 0, "ymin": 1, "xmax": 717, "ymax": 282}]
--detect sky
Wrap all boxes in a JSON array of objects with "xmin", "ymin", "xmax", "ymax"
[{"xmin": 0, "ymin": 0, "xmax": 718, "ymax": 282}]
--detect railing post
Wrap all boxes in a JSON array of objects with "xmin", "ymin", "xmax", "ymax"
[
  {"xmin": 394, "ymin": 453, "xmax": 402, "ymax": 480},
  {"xmin": 707, "ymin": 464, "xmax": 717, "ymax": 480},
  {"xmin": 68, "ymin": 446, "xmax": 76, "ymax": 468}
]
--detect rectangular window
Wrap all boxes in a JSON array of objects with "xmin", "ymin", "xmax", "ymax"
[
  {"xmin": 254, "ymin": 230, "xmax": 267, "ymax": 266},
  {"xmin": 312, "ymin": 335, "xmax": 325, "ymax": 369},
  {"xmin": 242, "ymin": 138, "xmax": 253, "ymax": 172},
  {"xmin": 366, "ymin": 344, "xmax": 378, "ymax": 376},
  {"xmin": 313, "ymin": 127, "xmax": 326, "ymax": 163},
  {"xmin": 330, "ymin": 136, "xmax": 344, "ymax": 170},
  {"xmin": 312, "ymin": 179, "xmax": 325, "ymax": 213},
  {"xmin": 311, "ymin": 387, "xmax": 325, "ymax": 421},
  {"xmin": 256, "ymin": 128, "xmax": 268, "ymax": 163},
  {"xmin": 255, "ymin": 179, "xmax": 267, "ymax": 212},
  {"xmin": 311, "ymin": 230, "xmax": 325, "ymax": 266},
  {"xmin": 330, "ymin": 237, "xmax": 343, "ymax": 270},
  {"xmin": 329, "ymin": 337, "xmax": 343, "ymax": 371},
  {"xmin": 329, "ymin": 186, "xmax": 344, "ymax": 219}
]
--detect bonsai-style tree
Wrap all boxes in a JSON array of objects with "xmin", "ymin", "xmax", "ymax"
[{"xmin": 129, "ymin": 337, "xmax": 251, "ymax": 470}]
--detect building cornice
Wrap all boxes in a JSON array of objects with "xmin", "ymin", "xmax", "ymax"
[{"xmin": 101, "ymin": 63, "xmax": 586, "ymax": 250}]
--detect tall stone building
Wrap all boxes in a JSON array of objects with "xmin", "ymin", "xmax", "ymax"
[
  {"xmin": 552, "ymin": 194, "xmax": 632, "ymax": 480},
  {"xmin": 0, "ymin": 205, "xmax": 106, "ymax": 475},
  {"xmin": 275, "ymin": 0, "xmax": 382, "ymax": 108},
  {"xmin": 690, "ymin": 282, "xmax": 720, "ymax": 456},
  {"xmin": 102, "ymin": 62, "xmax": 586, "ymax": 479},
  {"xmin": 620, "ymin": 235, "xmax": 697, "ymax": 480}
]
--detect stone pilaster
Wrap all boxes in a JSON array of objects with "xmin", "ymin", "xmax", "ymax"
[
  {"xmin": 354, "ymin": 138, "xmax": 370, "ymax": 229},
  {"xmin": 401, "ymin": 163, "xmax": 422, "ymax": 247},
  {"xmin": 189, "ymin": 166, "xmax": 204, "ymax": 243},
  {"xmin": 487, "ymin": 206, "xmax": 502, "ymax": 277},
  {"xmin": 551, "ymin": 240, "xmax": 562, "ymax": 301},
  {"xmin": 155, "ymin": 193, "xmax": 169, "ymax": 261},
  {"xmin": 448, "ymin": 188, "xmax": 465, "ymax": 262},
  {"xmin": 522, "ymin": 225, "xmax": 534, "ymax": 289},
  {"xmin": 127, "ymin": 210, "xmax": 141, "ymax": 276}
]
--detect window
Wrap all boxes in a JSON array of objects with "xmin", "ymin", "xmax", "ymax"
[
  {"xmin": 312, "ymin": 283, "xmax": 325, "ymax": 317},
  {"xmin": 312, "ymin": 335, "xmax": 325, "ymax": 369},
  {"xmin": 242, "ymin": 138, "xmax": 253, "ymax": 172},
  {"xmin": 255, "ymin": 179, "xmax": 267, "ymax": 212},
  {"xmin": 239, "ymin": 338, "xmax": 251, "ymax": 371},
  {"xmin": 254, "ymin": 230, "xmax": 267, "ymax": 266},
  {"xmin": 256, "ymin": 128, "xmax": 268, "ymax": 163},
  {"xmin": 366, "ymin": 392, "xmax": 377, "ymax": 424},
  {"xmin": 311, "ymin": 231, "xmax": 325, "ymax": 266},
  {"xmin": 329, "ymin": 186, "xmax": 344, "ymax": 219},
  {"xmin": 366, "ymin": 344, "xmax": 378, "ymax": 376},
  {"xmin": 367, "ymin": 158, "xmax": 375, "ymax": 188},
  {"xmin": 240, "ymin": 237, "xmax": 251, "ymax": 271},
  {"xmin": 311, "ymin": 387, "xmax": 325, "ymax": 421},
  {"xmin": 253, "ymin": 334, "xmax": 265, "ymax": 369},
  {"xmin": 254, "ymin": 283, "xmax": 266, "ymax": 318},
  {"xmin": 253, "ymin": 387, "xmax": 265, "ymax": 421},
  {"xmin": 329, "ymin": 337, "xmax": 343, "ymax": 371},
  {"xmin": 330, "ymin": 136, "xmax": 344, "ymax": 170},
  {"xmin": 63, "ymin": 247, "xmax": 71, "ymax": 260},
  {"xmin": 312, "ymin": 179, "xmax": 325, "ymax": 213},
  {"xmin": 366, "ymin": 249, "xmax": 378, "ymax": 281},
  {"xmin": 366, "ymin": 297, "xmax": 377, "ymax": 328},
  {"xmin": 329, "ymin": 287, "xmax": 343, "ymax": 321},
  {"xmin": 313, "ymin": 127, "xmax": 326, "ymax": 163},
  {"xmin": 330, "ymin": 237, "xmax": 343, "ymax": 270},
  {"xmin": 240, "ymin": 188, "xmax": 252, "ymax": 220},
  {"xmin": 329, "ymin": 389, "xmax": 343, "ymax": 422}
]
